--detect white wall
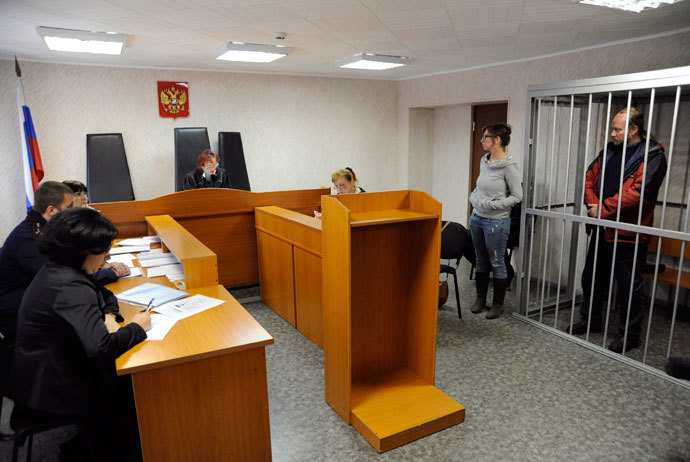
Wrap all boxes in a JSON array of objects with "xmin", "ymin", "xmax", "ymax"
[
  {"xmin": 0, "ymin": 61, "xmax": 399, "ymax": 240},
  {"xmin": 400, "ymin": 30, "xmax": 690, "ymax": 198},
  {"xmin": 432, "ymin": 105, "xmax": 472, "ymax": 226}
]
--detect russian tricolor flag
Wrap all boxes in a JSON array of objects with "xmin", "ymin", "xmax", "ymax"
[{"xmin": 16, "ymin": 58, "xmax": 44, "ymax": 211}]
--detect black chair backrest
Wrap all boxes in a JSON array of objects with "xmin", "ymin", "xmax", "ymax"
[
  {"xmin": 218, "ymin": 132, "xmax": 251, "ymax": 191},
  {"xmin": 441, "ymin": 221, "xmax": 466, "ymax": 261},
  {"xmin": 86, "ymin": 133, "xmax": 135, "ymax": 203},
  {"xmin": 174, "ymin": 127, "xmax": 210, "ymax": 192},
  {"xmin": 507, "ymin": 202, "xmax": 521, "ymax": 249}
]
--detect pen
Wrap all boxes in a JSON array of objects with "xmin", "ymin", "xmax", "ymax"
[{"xmin": 141, "ymin": 298, "xmax": 155, "ymax": 313}]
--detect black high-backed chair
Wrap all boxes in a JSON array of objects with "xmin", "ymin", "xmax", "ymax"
[
  {"xmin": 174, "ymin": 127, "xmax": 210, "ymax": 192},
  {"xmin": 440, "ymin": 221, "xmax": 467, "ymax": 319},
  {"xmin": 86, "ymin": 134, "xmax": 135, "ymax": 203},
  {"xmin": 218, "ymin": 132, "xmax": 251, "ymax": 191}
]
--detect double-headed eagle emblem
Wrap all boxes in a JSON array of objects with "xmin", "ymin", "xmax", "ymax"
[{"xmin": 160, "ymin": 85, "xmax": 187, "ymax": 115}]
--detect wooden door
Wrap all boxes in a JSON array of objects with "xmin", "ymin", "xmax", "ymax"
[{"xmin": 470, "ymin": 103, "xmax": 508, "ymax": 221}]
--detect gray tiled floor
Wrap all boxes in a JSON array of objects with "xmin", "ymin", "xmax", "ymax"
[{"xmin": 2, "ymin": 261, "xmax": 689, "ymax": 461}]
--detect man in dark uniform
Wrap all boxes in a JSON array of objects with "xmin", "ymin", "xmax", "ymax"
[{"xmin": 0, "ymin": 181, "xmax": 75, "ymax": 347}]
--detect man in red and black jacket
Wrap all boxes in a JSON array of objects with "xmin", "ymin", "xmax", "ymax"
[{"xmin": 567, "ymin": 107, "xmax": 667, "ymax": 353}]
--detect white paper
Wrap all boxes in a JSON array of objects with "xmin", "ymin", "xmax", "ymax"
[
  {"xmin": 137, "ymin": 250, "xmax": 170, "ymax": 261},
  {"xmin": 110, "ymin": 245, "xmax": 151, "ymax": 254},
  {"xmin": 120, "ymin": 267, "xmax": 143, "ymax": 279},
  {"xmin": 107, "ymin": 254, "xmax": 136, "ymax": 267},
  {"xmin": 155, "ymin": 294, "xmax": 224, "ymax": 321},
  {"xmin": 117, "ymin": 238, "xmax": 153, "ymax": 246},
  {"xmin": 145, "ymin": 314, "xmax": 178, "ymax": 341},
  {"xmin": 138, "ymin": 254, "xmax": 179, "ymax": 268},
  {"xmin": 147, "ymin": 264, "xmax": 184, "ymax": 279},
  {"xmin": 142, "ymin": 235, "xmax": 161, "ymax": 242}
]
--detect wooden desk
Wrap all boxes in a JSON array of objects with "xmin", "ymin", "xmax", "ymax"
[
  {"xmin": 109, "ymin": 215, "xmax": 274, "ymax": 461},
  {"xmin": 97, "ymin": 187, "xmax": 329, "ymax": 286},
  {"xmin": 145, "ymin": 214, "xmax": 218, "ymax": 289},
  {"xmin": 255, "ymin": 206, "xmax": 323, "ymax": 347}
]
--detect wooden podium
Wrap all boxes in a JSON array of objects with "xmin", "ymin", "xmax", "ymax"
[{"xmin": 321, "ymin": 190, "xmax": 465, "ymax": 452}]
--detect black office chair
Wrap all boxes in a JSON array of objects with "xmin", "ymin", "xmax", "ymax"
[
  {"xmin": 440, "ymin": 221, "xmax": 467, "ymax": 319},
  {"xmin": 86, "ymin": 133, "xmax": 135, "ymax": 203},
  {"xmin": 0, "ymin": 401, "xmax": 77, "ymax": 462},
  {"xmin": 174, "ymin": 127, "xmax": 211, "ymax": 192}
]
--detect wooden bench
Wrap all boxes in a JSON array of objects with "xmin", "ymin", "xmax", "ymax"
[{"xmin": 644, "ymin": 235, "xmax": 690, "ymax": 289}]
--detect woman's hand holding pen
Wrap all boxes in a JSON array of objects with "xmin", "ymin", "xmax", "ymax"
[{"xmin": 130, "ymin": 312, "xmax": 152, "ymax": 331}]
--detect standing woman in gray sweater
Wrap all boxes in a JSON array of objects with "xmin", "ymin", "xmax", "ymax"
[{"xmin": 469, "ymin": 123, "xmax": 523, "ymax": 319}]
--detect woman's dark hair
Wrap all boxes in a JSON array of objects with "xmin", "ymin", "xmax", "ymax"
[
  {"xmin": 482, "ymin": 123, "xmax": 512, "ymax": 147},
  {"xmin": 38, "ymin": 208, "xmax": 117, "ymax": 269},
  {"xmin": 62, "ymin": 180, "xmax": 88, "ymax": 194}
]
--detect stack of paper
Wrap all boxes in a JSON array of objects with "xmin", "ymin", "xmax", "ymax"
[
  {"xmin": 137, "ymin": 252, "xmax": 179, "ymax": 268},
  {"xmin": 147, "ymin": 263, "xmax": 184, "ymax": 279},
  {"xmin": 107, "ymin": 253, "xmax": 136, "ymax": 268}
]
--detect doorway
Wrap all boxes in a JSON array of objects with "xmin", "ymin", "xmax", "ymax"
[{"xmin": 469, "ymin": 103, "xmax": 508, "ymax": 221}]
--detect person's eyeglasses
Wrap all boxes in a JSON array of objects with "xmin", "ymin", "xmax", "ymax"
[
  {"xmin": 481, "ymin": 134, "xmax": 495, "ymax": 141},
  {"xmin": 202, "ymin": 163, "xmax": 218, "ymax": 170}
]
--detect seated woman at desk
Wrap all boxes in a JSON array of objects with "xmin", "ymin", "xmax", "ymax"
[
  {"xmin": 182, "ymin": 149, "xmax": 232, "ymax": 190},
  {"xmin": 63, "ymin": 179, "xmax": 90, "ymax": 207},
  {"xmin": 332, "ymin": 167, "xmax": 365, "ymax": 194},
  {"xmin": 8, "ymin": 208, "xmax": 151, "ymax": 462}
]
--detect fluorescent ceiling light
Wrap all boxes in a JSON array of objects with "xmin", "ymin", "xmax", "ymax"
[
  {"xmin": 578, "ymin": 0, "xmax": 683, "ymax": 12},
  {"xmin": 215, "ymin": 42, "xmax": 293, "ymax": 63},
  {"xmin": 340, "ymin": 53, "xmax": 410, "ymax": 70},
  {"xmin": 37, "ymin": 26, "xmax": 127, "ymax": 55}
]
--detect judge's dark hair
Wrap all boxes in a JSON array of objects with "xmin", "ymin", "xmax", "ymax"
[
  {"xmin": 482, "ymin": 123, "xmax": 512, "ymax": 147},
  {"xmin": 63, "ymin": 180, "xmax": 88, "ymax": 194},
  {"xmin": 197, "ymin": 149, "xmax": 220, "ymax": 168},
  {"xmin": 38, "ymin": 208, "xmax": 117, "ymax": 269},
  {"xmin": 33, "ymin": 181, "xmax": 73, "ymax": 214}
]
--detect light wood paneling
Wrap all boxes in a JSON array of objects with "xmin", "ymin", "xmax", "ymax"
[
  {"xmin": 116, "ymin": 285, "xmax": 273, "ymax": 374},
  {"xmin": 255, "ymin": 206, "xmax": 323, "ymax": 344},
  {"xmin": 132, "ymin": 349, "xmax": 271, "ymax": 462},
  {"xmin": 350, "ymin": 368, "xmax": 464, "ymax": 453},
  {"xmin": 145, "ymin": 215, "xmax": 218, "ymax": 289},
  {"xmin": 322, "ymin": 196, "xmax": 352, "ymax": 423},
  {"xmin": 294, "ymin": 248, "xmax": 323, "ymax": 348},
  {"xmin": 257, "ymin": 231, "xmax": 296, "ymax": 327},
  {"xmin": 97, "ymin": 187, "xmax": 329, "ymax": 286}
]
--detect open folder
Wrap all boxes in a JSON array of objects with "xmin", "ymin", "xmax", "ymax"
[{"xmin": 116, "ymin": 283, "xmax": 188, "ymax": 307}]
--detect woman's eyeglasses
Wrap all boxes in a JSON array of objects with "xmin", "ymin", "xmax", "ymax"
[
  {"xmin": 202, "ymin": 163, "xmax": 218, "ymax": 170},
  {"xmin": 481, "ymin": 134, "xmax": 495, "ymax": 141}
]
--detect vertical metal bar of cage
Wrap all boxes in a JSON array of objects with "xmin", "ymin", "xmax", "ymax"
[
  {"xmin": 536, "ymin": 99, "xmax": 552, "ymax": 316},
  {"xmin": 568, "ymin": 94, "xmax": 594, "ymax": 332},
  {"xmin": 524, "ymin": 98, "xmax": 542, "ymax": 314},
  {"xmin": 553, "ymin": 95, "xmax": 575, "ymax": 328},
  {"xmin": 539, "ymin": 96, "xmax": 559, "ymax": 321},
  {"xmin": 586, "ymin": 94, "xmax": 613, "ymax": 343},
  {"xmin": 612, "ymin": 93, "xmax": 634, "ymax": 354},
  {"xmin": 665, "ymin": 86, "xmax": 684, "ymax": 358},
  {"xmin": 645, "ymin": 86, "xmax": 680, "ymax": 360},
  {"xmin": 636, "ymin": 88, "xmax": 657, "ymax": 363}
]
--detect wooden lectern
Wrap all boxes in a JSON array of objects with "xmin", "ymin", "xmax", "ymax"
[{"xmin": 321, "ymin": 190, "xmax": 465, "ymax": 452}]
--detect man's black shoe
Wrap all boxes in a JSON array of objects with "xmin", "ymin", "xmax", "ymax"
[
  {"xmin": 565, "ymin": 321, "xmax": 602, "ymax": 335},
  {"xmin": 608, "ymin": 337, "xmax": 640, "ymax": 354}
]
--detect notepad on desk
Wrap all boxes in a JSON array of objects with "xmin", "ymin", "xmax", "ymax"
[
  {"xmin": 116, "ymin": 283, "xmax": 188, "ymax": 307},
  {"xmin": 110, "ymin": 245, "xmax": 151, "ymax": 255}
]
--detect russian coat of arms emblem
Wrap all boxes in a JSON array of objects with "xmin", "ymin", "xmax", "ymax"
[{"xmin": 158, "ymin": 81, "xmax": 189, "ymax": 118}]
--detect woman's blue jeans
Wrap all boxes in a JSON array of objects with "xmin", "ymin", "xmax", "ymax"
[{"xmin": 469, "ymin": 213, "xmax": 511, "ymax": 279}]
